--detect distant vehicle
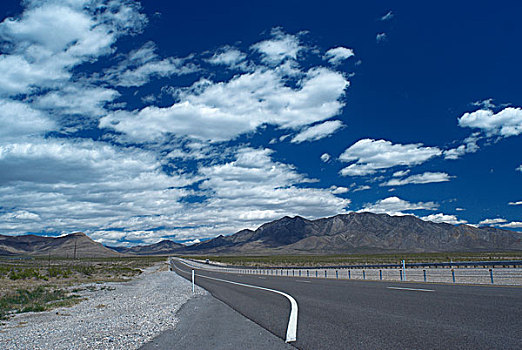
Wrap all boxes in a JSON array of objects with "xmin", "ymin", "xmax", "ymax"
[{"xmin": 205, "ymin": 259, "xmax": 210, "ymax": 264}]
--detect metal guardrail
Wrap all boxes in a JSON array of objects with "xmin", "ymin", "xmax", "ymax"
[
  {"xmin": 203, "ymin": 260, "xmax": 522, "ymax": 270},
  {"xmin": 181, "ymin": 258, "xmax": 522, "ymax": 286}
]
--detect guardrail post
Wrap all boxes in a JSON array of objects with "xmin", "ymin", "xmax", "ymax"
[
  {"xmin": 451, "ymin": 269, "xmax": 456, "ymax": 283},
  {"xmin": 316, "ymin": 270, "xmax": 318, "ymax": 278},
  {"xmin": 287, "ymin": 270, "xmax": 289, "ymax": 276},
  {"xmin": 307, "ymin": 270, "xmax": 309, "ymax": 277},
  {"xmin": 363, "ymin": 270, "xmax": 366, "ymax": 280},
  {"xmin": 423, "ymin": 269, "xmax": 427, "ymax": 282},
  {"xmin": 348, "ymin": 270, "xmax": 351, "ymax": 280},
  {"xmin": 400, "ymin": 269, "xmax": 403, "ymax": 281},
  {"xmin": 325, "ymin": 270, "xmax": 327, "ymax": 278},
  {"xmin": 293, "ymin": 270, "xmax": 295, "ymax": 276},
  {"xmin": 336, "ymin": 270, "xmax": 338, "ymax": 279},
  {"xmin": 299, "ymin": 270, "xmax": 301, "ymax": 277},
  {"xmin": 379, "ymin": 270, "xmax": 382, "ymax": 280},
  {"xmin": 489, "ymin": 269, "xmax": 494, "ymax": 284}
]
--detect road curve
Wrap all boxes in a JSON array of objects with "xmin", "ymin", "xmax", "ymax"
[{"xmin": 172, "ymin": 259, "xmax": 522, "ymax": 350}]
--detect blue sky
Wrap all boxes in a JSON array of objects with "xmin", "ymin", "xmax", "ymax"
[{"xmin": 0, "ymin": 0, "xmax": 520, "ymax": 246}]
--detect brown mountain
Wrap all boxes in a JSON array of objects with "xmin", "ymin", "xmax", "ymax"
[
  {"xmin": 0, "ymin": 232, "xmax": 120, "ymax": 258},
  {"xmin": 109, "ymin": 240, "xmax": 185, "ymax": 255},
  {"xmin": 183, "ymin": 212, "xmax": 522, "ymax": 254}
]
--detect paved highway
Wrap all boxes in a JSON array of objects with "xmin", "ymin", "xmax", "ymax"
[{"xmin": 172, "ymin": 259, "xmax": 522, "ymax": 349}]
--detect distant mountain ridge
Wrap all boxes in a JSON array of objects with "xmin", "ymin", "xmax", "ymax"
[
  {"xmin": 109, "ymin": 240, "xmax": 185, "ymax": 255},
  {"xmin": 183, "ymin": 212, "xmax": 521, "ymax": 255},
  {"xmin": 0, "ymin": 232, "xmax": 120, "ymax": 258},
  {"xmin": 1, "ymin": 213, "xmax": 521, "ymax": 256}
]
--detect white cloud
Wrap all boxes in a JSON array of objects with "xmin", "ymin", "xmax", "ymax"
[
  {"xmin": 353, "ymin": 185, "xmax": 370, "ymax": 192},
  {"xmin": 509, "ymin": 200, "xmax": 522, "ymax": 206},
  {"xmin": 479, "ymin": 218, "xmax": 507, "ymax": 225},
  {"xmin": 422, "ymin": 213, "xmax": 467, "ymax": 225},
  {"xmin": 471, "ymin": 98, "xmax": 496, "ymax": 109},
  {"xmin": 35, "ymin": 84, "xmax": 119, "ymax": 118},
  {"xmin": 208, "ymin": 47, "xmax": 247, "ymax": 68},
  {"xmin": 339, "ymin": 139, "xmax": 441, "ymax": 176},
  {"xmin": 360, "ymin": 196, "xmax": 438, "ymax": 216},
  {"xmin": 499, "ymin": 221, "xmax": 522, "ymax": 229},
  {"xmin": 330, "ymin": 186, "xmax": 349, "ymax": 194},
  {"xmin": 320, "ymin": 153, "xmax": 331, "ymax": 162},
  {"xmin": 382, "ymin": 172, "xmax": 453, "ymax": 187},
  {"xmin": 0, "ymin": 0, "xmax": 146, "ymax": 96},
  {"xmin": 455, "ymin": 207, "xmax": 465, "ymax": 211},
  {"xmin": 101, "ymin": 67, "xmax": 349, "ymax": 142},
  {"xmin": 517, "ymin": 165, "xmax": 522, "ymax": 172},
  {"xmin": 458, "ymin": 107, "xmax": 522, "ymax": 138},
  {"xmin": 251, "ymin": 28, "xmax": 302, "ymax": 65},
  {"xmin": 103, "ymin": 42, "xmax": 197, "ymax": 87},
  {"xmin": 291, "ymin": 120, "xmax": 344, "ymax": 143},
  {"xmin": 0, "ymin": 99, "xmax": 55, "ymax": 140},
  {"xmin": 444, "ymin": 132, "xmax": 481, "ymax": 160},
  {"xmin": 380, "ymin": 11, "xmax": 394, "ymax": 21},
  {"xmin": 392, "ymin": 170, "xmax": 410, "ymax": 177},
  {"xmin": 324, "ymin": 47, "xmax": 355, "ymax": 65},
  {"xmin": 376, "ymin": 33, "xmax": 387, "ymax": 43}
]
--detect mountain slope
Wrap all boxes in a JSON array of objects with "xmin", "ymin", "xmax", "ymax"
[
  {"xmin": 109, "ymin": 240, "xmax": 185, "ymax": 255},
  {"xmin": 0, "ymin": 232, "xmax": 120, "ymax": 257},
  {"xmin": 184, "ymin": 212, "xmax": 522, "ymax": 254}
]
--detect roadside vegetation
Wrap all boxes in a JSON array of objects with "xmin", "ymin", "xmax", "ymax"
[
  {"xmin": 183, "ymin": 251, "xmax": 522, "ymax": 267},
  {"xmin": 0, "ymin": 256, "xmax": 165, "ymax": 321}
]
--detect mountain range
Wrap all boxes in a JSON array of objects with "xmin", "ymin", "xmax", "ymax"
[{"xmin": 1, "ymin": 213, "xmax": 521, "ymax": 257}]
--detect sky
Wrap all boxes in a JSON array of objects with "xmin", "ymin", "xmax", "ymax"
[{"xmin": 0, "ymin": 0, "xmax": 521, "ymax": 246}]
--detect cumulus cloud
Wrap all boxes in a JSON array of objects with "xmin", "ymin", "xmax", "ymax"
[
  {"xmin": 444, "ymin": 132, "xmax": 481, "ymax": 160},
  {"xmin": 103, "ymin": 41, "xmax": 197, "ymax": 87},
  {"xmin": 499, "ymin": 221, "xmax": 522, "ymax": 229},
  {"xmin": 35, "ymin": 84, "xmax": 120, "ymax": 118},
  {"xmin": 0, "ymin": 4, "xmax": 358, "ymax": 244},
  {"xmin": 353, "ymin": 185, "xmax": 370, "ymax": 192},
  {"xmin": 208, "ymin": 47, "xmax": 247, "ymax": 68},
  {"xmin": 339, "ymin": 139, "xmax": 441, "ymax": 176},
  {"xmin": 0, "ymin": 99, "xmax": 55, "ymax": 140},
  {"xmin": 101, "ymin": 67, "xmax": 349, "ymax": 142},
  {"xmin": 330, "ymin": 186, "xmax": 349, "ymax": 194},
  {"xmin": 251, "ymin": 28, "xmax": 302, "ymax": 64},
  {"xmin": 509, "ymin": 200, "xmax": 522, "ymax": 206},
  {"xmin": 291, "ymin": 120, "xmax": 344, "ymax": 143},
  {"xmin": 392, "ymin": 170, "xmax": 410, "ymax": 177},
  {"xmin": 422, "ymin": 213, "xmax": 467, "ymax": 225},
  {"xmin": 0, "ymin": 0, "xmax": 146, "ymax": 96},
  {"xmin": 458, "ymin": 107, "xmax": 522, "ymax": 138},
  {"xmin": 324, "ymin": 47, "xmax": 354, "ymax": 65},
  {"xmin": 381, "ymin": 172, "xmax": 453, "ymax": 187},
  {"xmin": 479, "ymin": 218, "xmax": 507, "ymax": 226},
  {"xmin": 320, "ymin": 153, "xmax": 331, "ymax": 162},
  {"xmin": 360, "ymin": 196, "xmax": 438, "ymax": 216}
]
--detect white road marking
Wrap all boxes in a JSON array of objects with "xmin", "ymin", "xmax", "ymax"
[
  {"xmin": 174, "ymin": 259, "xmax": 299, "ymax": 343},
  {"xmin": 296, "ymin": 280, "xmax": 311, "ymax": 283},
  {"xmin": 387, "ymin": 286, "xmax": 435, "ymax": 292}
]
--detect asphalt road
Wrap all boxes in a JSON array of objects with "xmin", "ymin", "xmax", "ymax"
[{"xmin": 172, "ymin": 259, "xmax": 522, "ymax": 350}]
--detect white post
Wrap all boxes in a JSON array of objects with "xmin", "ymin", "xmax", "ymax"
[
  {"xmin": 192, "ymin": 270, "xmax": 195, "ymax": 293},
  {"xmin": 402, "ymin": 260, "xmax": 406, "ymax": 281}
]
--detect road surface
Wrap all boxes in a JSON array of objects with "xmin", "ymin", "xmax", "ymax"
[{"xmin": 172, "ymin": 259, "xmax": 522, "ymax": 349}]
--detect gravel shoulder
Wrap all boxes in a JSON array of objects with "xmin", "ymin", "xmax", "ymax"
[{"xmin": 0, "ymin": 262, "xmax": 204, "ymax": 350}]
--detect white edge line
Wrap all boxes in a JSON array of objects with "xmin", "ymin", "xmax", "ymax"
[
  {"xmin": 174, "ymin": 259, "xmax": 298, "ymax": 343},
  {"xmin": 387, "ymin": 286, "xmax": 435, "ymax": 292}
]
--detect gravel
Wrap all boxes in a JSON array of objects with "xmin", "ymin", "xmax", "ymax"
[{"xmin": 0, "ymin": 262, "xmax": 205, "ymax": 350}]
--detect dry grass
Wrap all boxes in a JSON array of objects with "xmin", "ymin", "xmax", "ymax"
[{"xmin": 0, "ymin": 256, "xmax": 165, "ymax": 320}]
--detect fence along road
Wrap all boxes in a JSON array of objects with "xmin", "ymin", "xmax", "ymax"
[{"xmin": 172, "ymin": 258, "xmax": 522, "ymax": 350}]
